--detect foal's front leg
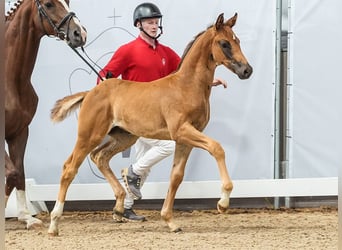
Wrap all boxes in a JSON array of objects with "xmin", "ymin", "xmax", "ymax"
[
  {"xmin": 174, "ymin": 123, "xmax": 233, "ymax": 214},
  {"xmin": 48, "ymin": 140, "xmax": 94, "ymax": 236},
  {"xmin": 48, "ymin": 153, "xmax": 75, "ymax": 236},
  {"xmin": 161, "ymin": 144, "xmax": 192, "ymax": 232}
]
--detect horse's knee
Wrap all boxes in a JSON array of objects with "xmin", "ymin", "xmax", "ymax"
[
  {"xmin": 212, "ymin": 142, "xmax": 225, "ymax": 159},
  {"xmin": 61, "ymin": 166, "xmax": 78, "ymax": 184},
  {"xmin": 6, "ymin": 170, "xmax": 24, "ymax": 192},
  {"xmin": 170, "ymin": 171, "xmax": 184, "ymax": 185}
]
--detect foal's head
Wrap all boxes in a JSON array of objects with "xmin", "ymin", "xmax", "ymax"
[
  {"xmin": 211, "ymin": 13, "xmax": 252, "ymax": 79},
  {"xmin": 33, "ymin": 0, "xmax": 87, "ymax": 47}
]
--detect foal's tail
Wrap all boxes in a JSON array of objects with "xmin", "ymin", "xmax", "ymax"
[{"xmin": 51, "ymin": 91, "xmax": 89, "ymax": 123}]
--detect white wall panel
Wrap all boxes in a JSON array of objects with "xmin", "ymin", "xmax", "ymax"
[{"xmin": 288, "ymin": 0, "xmax": 342, "ymax": 177}]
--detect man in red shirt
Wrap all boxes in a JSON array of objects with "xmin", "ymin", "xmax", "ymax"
[
  {"xmin": 98, "ymin": 2, "xmax": 227, "ymax": 222},
  {"xmin": 97, "ymin": 7, "xmax": 180, "ymax": 83}
]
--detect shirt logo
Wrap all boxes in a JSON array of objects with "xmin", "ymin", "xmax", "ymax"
[{"xmin": 161, "ymin": 58, "xmax": 166, "ymax": 66}]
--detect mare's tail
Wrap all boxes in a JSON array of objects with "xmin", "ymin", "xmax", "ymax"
[{"xmin": 51, "ymin": 91, "xmax": 89, "ymax": 123}]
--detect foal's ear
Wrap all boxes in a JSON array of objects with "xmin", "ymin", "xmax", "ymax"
[
  {"xmin": 215, "ymin": 13, "xmax": 225, "ymax": 30},
  {"xmin": 227, "ymin": 13, "xmax": 238, "ymax": 28}
]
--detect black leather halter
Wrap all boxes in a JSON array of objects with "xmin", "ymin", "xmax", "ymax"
[{"xmin": 35, "ymin": 0, "xmax": 76, "ymax": 40}]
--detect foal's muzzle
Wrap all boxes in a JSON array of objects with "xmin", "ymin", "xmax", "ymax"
[{"xmin": 234, "ymin": 62, "xmax": 253, "ymax": 79}]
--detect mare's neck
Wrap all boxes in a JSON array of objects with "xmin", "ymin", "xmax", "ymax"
[{"xmin": 5, "ymin": 3, "xmax": 44, "ymax": 82}]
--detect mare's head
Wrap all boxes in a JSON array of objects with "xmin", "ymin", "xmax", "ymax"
[
  {"xmin": 34, "ymin": 0, "xmax": 87, "ymax": 47},
  {"xmin": 211, "ymin": 13, "xmax": 252, "ymax": 79}
]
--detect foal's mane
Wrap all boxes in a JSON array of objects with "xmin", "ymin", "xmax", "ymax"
[
  {"xmin": 177, "ymin": 24, "xmax": 214, "ymax": 70},
  {"xmin": 5, "ymin": 0, "xmax": 24, "ymax": 21}
]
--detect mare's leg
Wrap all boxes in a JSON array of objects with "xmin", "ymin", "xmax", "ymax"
[
  {"xmin": 5, "ymin": 151, "xmax": 15, "ymax": 206},
  {"xmin": 174, "ymin": 122, "xmax": 233, "ymax": 213},
  {"xmin": 6, "ymin": 129, "xmax": 43, "ymax": 229},
  {"xmin": 90, "ymin": 127, "xmax": 138, "ymax": 221},
  {"xmin": 161, "ymin": 144, "xmax": 192, "ymax": 232}
]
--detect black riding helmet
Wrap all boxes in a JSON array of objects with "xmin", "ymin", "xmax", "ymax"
[
  {"xmin": 133, "ymin": 2, "xmax": 162, "ymax": 26},
  {"xmin": 133, "ymin": 2, "xmax": 163, "ymax": 39}
]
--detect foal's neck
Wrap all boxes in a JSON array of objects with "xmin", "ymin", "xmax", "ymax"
[{"xmin": 177, "ymin": 33, "xmax": 216, "ymax": 87}]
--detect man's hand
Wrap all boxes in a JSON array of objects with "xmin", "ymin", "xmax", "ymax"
[{"xmin": 212, "ymin": 78, "xmax": 227, "ymax": 88}]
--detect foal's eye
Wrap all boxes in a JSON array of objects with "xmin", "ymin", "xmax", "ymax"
[
  {"xmin": 219, "ymin": 40, "xmax": 232, "ymax": 49},
  {"xmin": 219, "ymin": 40, "xmax": 233, "ymax": 59},
  {"xmin": 222, "ymin": 43, "xmax": 229, "ymax": 48}
]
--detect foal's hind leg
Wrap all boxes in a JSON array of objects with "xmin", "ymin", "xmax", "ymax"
[{"xmin": 90, "ymin": 127, "xmax": 138, "ymax": 222}]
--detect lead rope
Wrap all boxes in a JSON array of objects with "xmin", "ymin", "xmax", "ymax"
[{"xmin": 70, "ymin": 46, "xmax": 104, "ymax": 81}]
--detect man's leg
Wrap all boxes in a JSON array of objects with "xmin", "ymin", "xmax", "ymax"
[
  {"xmin": 122, "ymin": 189, "xmax": 146, "ymax": 222},
  {"xmin": 121, "ymin": 138, "xmax": 151, "ymax": 221},
  {"xmin": 122, "ymin": 138, "xmax": 175, "ymax": 199},
  {"xmin": 133, "ymin": 138, "xmax": 175, "ymax": 176}
]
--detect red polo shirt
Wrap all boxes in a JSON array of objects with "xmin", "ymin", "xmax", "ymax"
[{"xmin": 97, "ymin": 36, "xmax": 180, "ymax": 83}]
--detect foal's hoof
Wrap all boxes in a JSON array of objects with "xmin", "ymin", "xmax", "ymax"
[
  {"xmin": 217, "ymin": 202, "xmax": 228, "ymax": 214},
  {"xmin": 47, "ymin": 227, "xmax": 59, "ymax": 237},
  {"xmin": 171, "ymin": 227, "xmax": 183, "ymax": 233},
  {"xmin": 112, "ymin": 209, "xmax": 124, "ymax": 223},
  {"xmin": 48, "ymin": 231, "xmax": 59, "ymax": 237}
]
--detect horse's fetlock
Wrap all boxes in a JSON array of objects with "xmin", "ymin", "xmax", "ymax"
[
  {"xmin": 6, "ymin": 170, "xmax": 20, "ymax": 184},
  {"xmin": 160, "ymin": 210, "xmax": 170, "ymax": 221},
  {"xmin": 223, "ymin": 182, "xmax": 233, "ymax": 192}
]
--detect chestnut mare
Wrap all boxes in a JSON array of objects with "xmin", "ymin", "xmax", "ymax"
[
  {"xmin": 48, "ymin": 13, "xmax": 252, "ymax": 235},
  {"xmin": 5, "ymin": 0, "xmax": 86, "ymax": 229}
]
